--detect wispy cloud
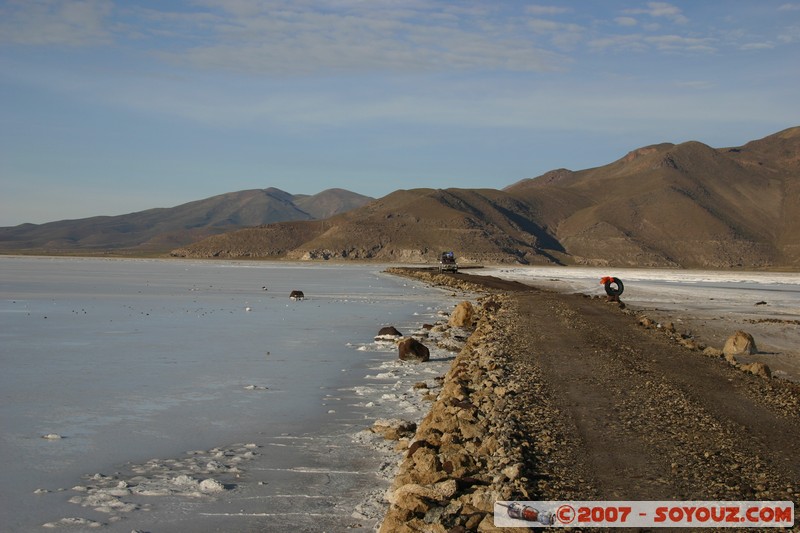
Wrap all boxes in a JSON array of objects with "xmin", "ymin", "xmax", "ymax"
[
  {"xmin": 0, "ymin": 0, "xmax": 113, "ymax": 46},
  {"xmin": 740, "ymin": 42, "xmax": 776, "ymax": 50},
  {"xmin": 623, "ymin": 2, "xmax": 689, "ymax": 25},
  {"xmin": 777, "ymin": 26, "xmax": 800, "ymax": 44},
  {"xmin": 527, "ymin": 18, "xmax": 585, "ymax": 50},
  {"xmin": 673, "ymin": 80, "xmax": 715, "ymax": 90},
  {"xmin": 3, "ymin": 1, "xmax": 790, "ymax": 77},
  {"xmin": 615, "ymin": 17, "xmax": 638, "ymax": 27},
  {"xmin": 589, "ymin": 33, "xmax": 716, "ymax": 54},
  {"xmin": 525, "ymin": 5, "xmax": 573, "ymax": 16},
  {"xmin": 133, "ymin": 1, "xmax": 568, "ymax": 74},
  {"xmin": 647, "ymin": 34, "xmax": 716, "ymax": 53}
]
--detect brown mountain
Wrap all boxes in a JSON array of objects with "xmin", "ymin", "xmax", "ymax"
[
  {"xmin": 173, "ymin": 127, "xmax": 800, "ymax": 269},
  {"xmin": 506, "ymin": 126, "xmax": 800, "ymax": 268},
  {"xmin": 0, "ymin": 188, "xmax": 373, "ymax": 254},
  {"xmin": 172, "ymin": 188, "xmax": 563, "ymax": 263}
]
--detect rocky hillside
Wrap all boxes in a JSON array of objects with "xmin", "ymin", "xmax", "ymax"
[
  {"xmin": 0, "ymin": 188, "xmax": 373, "ymax": 254},
  {"xmin": 506, "ymin": 127, "xmax": 800, "ymax": 268},
  {"xmin": 172, "ymin": 188, "xmax": 565, "ymax": 264},
  {"xmin": 173, "ymin": 127, "xmax": 800, "ymax": 269}
]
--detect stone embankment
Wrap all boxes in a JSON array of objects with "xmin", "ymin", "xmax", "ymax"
[
  {"xmin": 378, "ymin": 268, "xmax": 540, "ymax": 531},
  {"xmin": 379, "ymin": 292, "xmax": 531, "ymax": 533}
]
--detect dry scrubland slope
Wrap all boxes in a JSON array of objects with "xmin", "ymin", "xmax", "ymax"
[
  {"xmin": 174, "ymin": 127, "xmax": 800, "ymax": 269},
  {"xmin": 0, "ymin": 188, "xmax": 373, "ymax": 253}
]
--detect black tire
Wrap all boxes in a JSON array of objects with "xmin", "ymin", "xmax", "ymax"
[{"xmin": 604, "ymin": 277, "xmax": 624, "ymax": 297}]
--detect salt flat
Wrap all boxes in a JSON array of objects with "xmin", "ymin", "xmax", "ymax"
[{"xmin": 0, "ymin": 257, "xmax": 465, "ymax": 531}]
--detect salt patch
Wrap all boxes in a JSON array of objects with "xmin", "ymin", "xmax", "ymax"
[
  {"xmin": 42, "ymin": 517, "xmax": 103, "ymax": 528},
  {"xmin": 52, "ymin": 442, "xmax": 259, "ymax": 525},
  {"xmin": 199, "ymin": 478, "xmax": 226, "ymax": 493},
  {"xmin": 366, "ymin": 371, "xmax": 397, "ymax": 379}
]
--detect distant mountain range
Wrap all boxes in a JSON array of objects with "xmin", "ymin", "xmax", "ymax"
[
  {"xmin": 171, "ymin": 126, "xmax": 800, "ymax": 269},
  {"xmin": 0, "ymin": 188, "xmax": 373, "ymax": 254},
  {"xmin": 3, "ymin": 127, "xmax": 798, "ymax": 269}
]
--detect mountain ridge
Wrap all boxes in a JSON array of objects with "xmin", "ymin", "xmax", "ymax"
[
  {"xmin": 3, "ymin": 126, "xmax": 798, "ymax": 269},
  {"xmin": 173, "ymin": 126, "xmax": 800, "ymax": 269},
  {"xmin": 0, "ymin": 188, "xmax": 374, "ymax": 254}
]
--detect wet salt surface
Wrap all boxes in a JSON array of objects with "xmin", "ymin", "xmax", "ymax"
[{"xmin": 0, "ymin": 257, "xmax": 466, "ymax": 532}]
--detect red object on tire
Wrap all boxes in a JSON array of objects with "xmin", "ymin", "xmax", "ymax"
[{"xmin": 601, "ymin": 277, "xmax": 624, "ymax": 297}]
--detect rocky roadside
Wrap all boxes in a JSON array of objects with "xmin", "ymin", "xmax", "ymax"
[
  {"xmin": 378, "ymin": 269, "xmax": 540, "ymax": 532},
  {"xmin": 377, "ymin": 291, "xmax": 534, "ymax": 533}
]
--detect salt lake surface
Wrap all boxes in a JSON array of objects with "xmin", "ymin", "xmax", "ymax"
[{"xmin": 0, "ymin": 257, "xmax": 460, "ymax": 532}]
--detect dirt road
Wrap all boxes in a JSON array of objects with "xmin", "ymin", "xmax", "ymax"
[
  {"xmin": 378, "ymin": 268, "xmax": 800, "ymax": 530},
  {"xmin": 453, "ymin": 271, "xmax": 800, "ymax": 507}
]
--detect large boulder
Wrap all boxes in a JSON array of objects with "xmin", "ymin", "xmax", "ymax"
[
  {"xmin": 448, "ymin": 301, "xmax": 475, "ymax": 328},
  {"xmin": 398, "ymin": 338, "xmax": 430, "ymax": 362},
  {"xmin": 723, "ymin": 330, "xmax": 758, "ymax": 357}
]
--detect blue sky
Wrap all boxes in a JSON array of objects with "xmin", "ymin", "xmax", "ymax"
[{"xmin": 1, "ymin": 1, "xmax": 798, "ymax": 226}]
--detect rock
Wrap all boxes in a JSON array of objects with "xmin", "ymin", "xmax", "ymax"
[
  {"xmin": 379, "ymin": 514, "xmax": 418, "ymax": 533},
  {"xmin": 679, "ymin": 338, "xmax": 700, "ymax": 350},
  {"xmin": 739, "ymin": 362, "xmax": 772, "ymax": 379},
  {"xmin": 376, "ymin": 326, "xmax": 403, "ymax": 341},
  {"xmin": 449, "ymin": 301, "xmax": 475, "ymax": 328},
  {"xmin": 409, "ymin": 447, "xmax": 448, "ymax": 485},
  {"xmin": 501, "ymin": 463, "xmax": 521, "ymax": 481},
  {"xmin": 398, "ymin": 338, "xmax": 430, "ymax": 362},
  {"xmin": 638, "ymin": 316, "xmax": 654, "ymax": 328},
  {"xmin": 289, "ymin": 290, "xmax": 305, "ymax": 300},
  {"xmin": 477, "ymin": 514, "xmax": 506, "ymax": 532},
  {"xmin": 378, "ymin": 326, "xmax": 403, "ymax": 337},
  {"xmin": 723, "ymin": 330, "xmax": 757, "ymax": 356},
  {"xmin": 390, "ymin": 480, "xmax": 459, "ymax": 506},
  {"xmin": 390, "ymin": 487, "xmax": 431, "ymax": 514},
  {"xmin": 372, "ymin": 418, "xmax": 417, "ymax": 440},
  {"xmin": 703, "ymin": 347, "xmax": 724, "ymax": 358}
]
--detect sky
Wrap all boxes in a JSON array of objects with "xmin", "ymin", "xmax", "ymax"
[{"xmin": 1, "ymin": 1, "xmax": 798, "ymax": 226}]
